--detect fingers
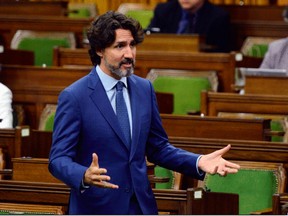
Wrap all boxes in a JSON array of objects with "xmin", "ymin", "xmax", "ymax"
[
  {"xmin": 215, "ymin": 144, "xmax": 231, "ymax": 156},
  {"xmin": 95, "ymin": 181, "xmax": 119, "ymax": 189},
  {"xmin": 224, "ymin": 160, "xmax": 241, "ymax": 170},
  {"xmin": 86, "ymin": 153, "xmax": 119, "ymax": 189},
  {"xmin": 91, "ymin": 153, "xmax": 99, "ymax": 168},
  {"xmin": 215, "ymin": 161, "xmax": 240, "ymax": 176}
]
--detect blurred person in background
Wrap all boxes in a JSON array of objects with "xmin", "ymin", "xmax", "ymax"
[
  {"xmin": 0, "ymin": 82, "xmax": 13, "ymax": 129},
  {"xmin": 148, "ymin": 0, "xmax": 231, "ymax": 52}
]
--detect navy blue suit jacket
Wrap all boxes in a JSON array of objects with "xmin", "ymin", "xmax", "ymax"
[
  {"xmin": 148, "ymin": 0, "xmax": 231, "ymax": 52},
  {"xmin": 49, "ymin": 67, "xmax": 204, "ymax": 214}
]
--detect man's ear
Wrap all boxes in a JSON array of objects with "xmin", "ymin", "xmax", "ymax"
[{"xmin": 96, "ymin": 50, "xmax": 103, "ymax": 57}]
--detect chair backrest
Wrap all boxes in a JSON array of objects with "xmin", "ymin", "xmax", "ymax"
[
  {"xmin": 68, "ymin": 3, "xmax": 97, "ymax": 18},
  {"xmin": 117, "ymin": 3, "xmax": 153, "ymax": 29},
  {"xmin": 198, "ymin": 161, "xmax": 287, "ymax": 214},
  {"xmin": 147, "ymin": 69, "xmax": 218, "ymax": 115},
  {"xmin": 125, "ymin": 9, "xmax": 154, "ymax": 29},
  {"xmin": 241, "ymin": 36, "xmax": 278, "ymax": 58},
  {"xmin": 154, "ymin": 166, "xmax": 183, "ymax": 190},
  {"xmin": 11, "ymin": 30, "xmax": 76, "ymax": 66},
  {"xmin": 38, "ymin": 104, "xmax": 57, "ymax": 131}
]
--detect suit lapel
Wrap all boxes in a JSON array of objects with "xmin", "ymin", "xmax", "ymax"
[
  {"xmin": 88, "ymin": 68, "xmax": 130, "ymax": 150},
  {"xmin": 127, "ymin": 77, "xmax": 141, "ymax": 160}
]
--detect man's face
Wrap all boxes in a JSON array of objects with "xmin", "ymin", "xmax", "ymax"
[
  {"xmin": 178, "ymin": 0, "xmax": 204, "ymax": 11},
  {"xmin": 98, "ymin": 29, "xmax": 136, "ymax": 79}
]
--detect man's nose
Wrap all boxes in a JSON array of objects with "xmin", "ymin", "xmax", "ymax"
[{"xmin": 124, "ymin": 47, "xmax": 134, "ymax": 58}]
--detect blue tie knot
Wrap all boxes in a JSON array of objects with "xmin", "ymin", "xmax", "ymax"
[{"xmin": 116, "ymin": 81, "xmax": 124, "ymax": 92}]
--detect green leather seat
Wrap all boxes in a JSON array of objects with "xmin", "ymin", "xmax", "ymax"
[
  {"xmin": 17, "ymin": 37, "xmax": 70, "ymax": 66},
  {"xmin": 125, "ymin": 9, "xmax": 154, "ymax": 29},
  {"xmin": 43, "ymin": 112, "xmax": 55, "ymax": 132},
  {"xmin": 68, "ymin": 8, "xmax": 90, "ymax": 18},
  {"xmin": 153, "ymin": 76, "xmax": 212, "ymax": 115},
  {"xmin": 201, "ymin": 161, "xmax": 286, "ymax": 214},
  {"xmin": 246, "ymin": 44, "xmax": 269, "ymax": 58},
  {"xmin": 11, "ymin": 30, "xmax": 76, "ymax": 66}
]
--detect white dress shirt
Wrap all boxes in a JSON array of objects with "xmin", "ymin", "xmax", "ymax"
[{"xmin": 0, "ymin": 82, "xmax": 13, "ymax": 129}]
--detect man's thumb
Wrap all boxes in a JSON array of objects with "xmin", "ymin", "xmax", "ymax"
[{"xmin": 91, "ymin": 153, "xmax": 99, "ymax": 168}]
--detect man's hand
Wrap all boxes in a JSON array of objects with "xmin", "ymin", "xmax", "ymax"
[
  {"xmin": 84, "ymin": 153, "xmax": 119, "ymax": 189},
  {"xmin": 198, "ymin": 144, "xmax": 240, "ymax": 176}
]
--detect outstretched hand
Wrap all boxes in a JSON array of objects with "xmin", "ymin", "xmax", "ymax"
[
  {"xmin": 198, "ymin": 144, "xmax": 240, "ymax": 176},
  {"xmin": 84, "ymin": 153, "xmax": 119, "ymax": 189}
]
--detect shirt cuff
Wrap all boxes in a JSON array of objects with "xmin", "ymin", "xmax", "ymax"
[
  {"xmin": 80, "ymin": 179, "xmax": 90, "ymax": 193},
  {"xmin": 196, "ymin": 155, "xmax": 205, "ymax": 176}
]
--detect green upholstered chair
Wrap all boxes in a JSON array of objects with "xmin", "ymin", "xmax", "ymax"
[
  {"xmin": 68, "ymin": 3, "xmax": 97, "ymax": 18},
  {"xmin": 10, "ymin": 30, "xmax": 76, "ymax": 66},
  {"xmin": 68, "ymin": 8, "xmax": 90, "ymax": 18},
  {"xmin": 38, "ymin": 104, "xmax": 57, "ymax": 131},
  {"xmin": 246, "ymin": 44, "xmax": 269, "ymax": 58},
  {"xmin": 241, "ymin": 37, "xmax": 278, "ymax": 58},
  {"xmin": 153, "ymin": 166, "xmax": 183, "ymax": 190},
  {"xmin": 117, "ymin": 3, "xmax": 153, "ymax": 29},
  {"xmin": 125, "ymin": 9, "xmax": 154, "ymax": 29},
  {"xmin": 147, "ymin": 69, "xmax": 218, "ymax": 189},
  {"xmin": 199, "ymin": 161, "xmax": 287, "ymax": 215},
  {"xmin": 147, "ymin": 69, "xmax": 218, "ymax": 115}
]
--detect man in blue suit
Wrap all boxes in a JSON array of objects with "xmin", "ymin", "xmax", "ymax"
[
  {"xmin": 148, "ymin": 0, "xmax": 231, "ymax": 52},
  {"xmin": 48, "ymin": 11, "xmax": 240, "ymax": 214}
]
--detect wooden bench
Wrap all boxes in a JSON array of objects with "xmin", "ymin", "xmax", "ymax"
[
  {"xmin": 201, "ymin": 91, "xmax": 288, "ymax": 116},
  {"xmin": 53, "ymin": 47, "xmax": 237, "ymax": 92},
  {"xmin": 0, "ymin": 0, "xmax": 69, "ymax": 17},
  {"xmin": 161, "ymin": 114, "xmax": 273, "ymax": 141},
  {"xmin": 0, "ymin": 179, "xmax": 238, "ymax": 215},
  {"xmin": 200, "ymin": 91, "xmax": 288, "ymax": 141},
  {"xmin": 137, "ymin": 33, "xmax": 204, "ymax": 52},
  {"xmin": 0, "ymin": 14, "xmax": 91, "ymax": 49},
  {"xmin": 245, "ymin": 75, "xmax": 288, "ymax": 96},
  {"xmin": 0, "ymin": 64, "xmax": 91, "ymax": 129}
]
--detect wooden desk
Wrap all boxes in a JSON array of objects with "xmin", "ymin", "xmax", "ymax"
[
  {"xmin": 0, "ymin": 14, "xmax": 91, "ymax": 49},
  {"xmin": 0, "ymin": 0, "xmax": 69, "ymax": 17},
  {"xmin": 245, "ymin": 75, "xmax": 288, "ymax": 96},
  {"xmin": 0, "ymin": 180, "xmax": 238, "ymax": 215},
  {"xmin": 201, "ymin": 91, "xmax": 288, "ymax": 116},
  {"xmin": 12, "ymin": 158, "xmax": 61, "ymax": 184},
  {"xmin": 0, "ymin": 64, "xmax": 91, "ymax": 129},
  {"xmin": 138, "ymin": 34, "xmax": 204, "ymax": 52},
  {"xmin": 53, "ymin": 47, "xmax": 237, "ymax": 92},
  {"xmin": 161, "ymin": 114, "xmax": 272, "ymax": 141}
]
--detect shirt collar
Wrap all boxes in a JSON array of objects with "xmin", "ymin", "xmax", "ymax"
[{"xmin": 96, "ymin": 65, "xmax": 128, "ymax": 91}]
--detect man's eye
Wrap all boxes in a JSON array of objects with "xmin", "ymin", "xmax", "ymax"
[{"xmin": 116, "ymin": 44, "xmax": 123, "ymax": 49}]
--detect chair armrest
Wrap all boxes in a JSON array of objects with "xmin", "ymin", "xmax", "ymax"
[{"xmin": 250, "ymin": 207, "xmax": 272, "ymax": 215}]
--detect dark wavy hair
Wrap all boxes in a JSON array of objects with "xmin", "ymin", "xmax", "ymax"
[{"xmin": 87, "ymin": 11, "xmax": 145, "ymax": 66}]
